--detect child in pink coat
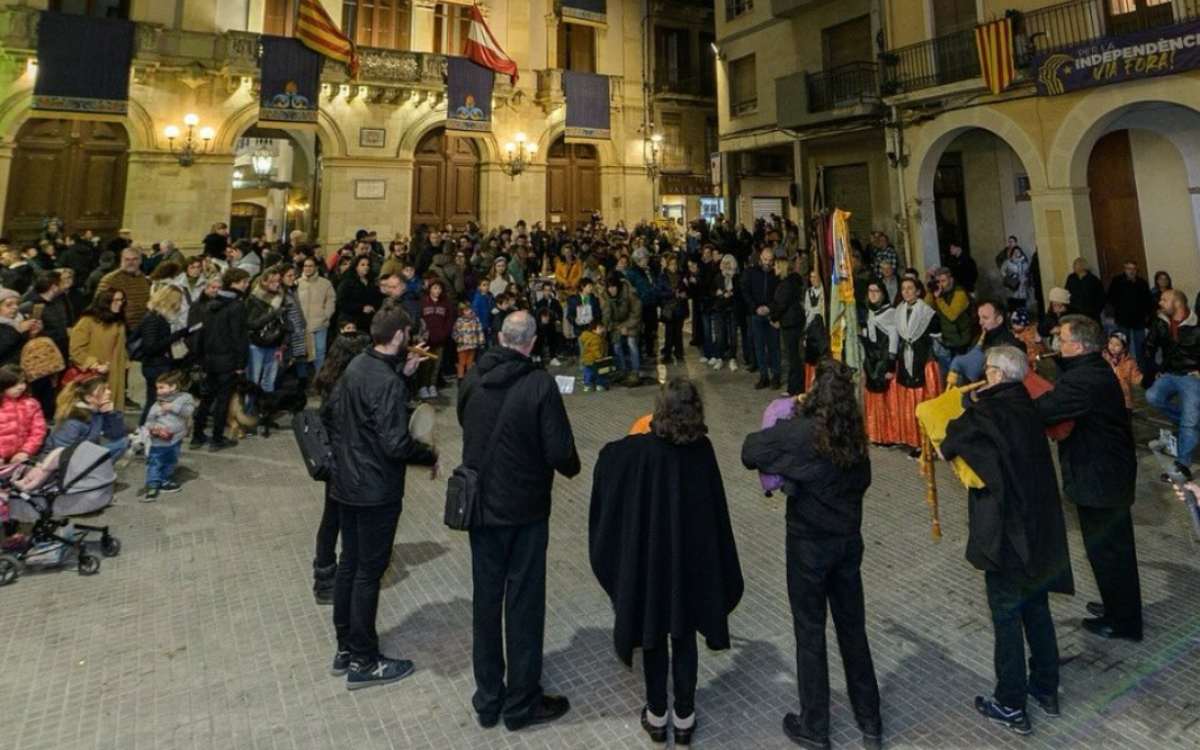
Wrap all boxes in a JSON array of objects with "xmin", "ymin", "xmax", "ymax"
[{"xmin": 0, "ymin": 365, "xmax": 47, "ymax": 465}]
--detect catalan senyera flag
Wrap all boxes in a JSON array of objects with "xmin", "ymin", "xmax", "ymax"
[
  {"xmin": 297, "ymin": 0, "xmax": 359, "ymax": 78},
  {"xmin": 465, "ymin": 4, "xmax": 519, "ymax": 83},
  {"xmin": 975, "ymin": 17, "xmax": 1015, "ymax": 96},
  {"xmin": 827, "ymin": 208, "xmax": 862, "ymax": 371}
]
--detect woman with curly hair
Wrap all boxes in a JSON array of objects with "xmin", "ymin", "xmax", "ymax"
[
  {"xmin": 589, "ymin": 378, "xmax": 743, "ymax": 745},
  {"xmin": 741, "ymin": 358, "xmax": 883, "ymax": 750},
  {"xmin": 309, "ymin": 331, "xmax": 372, "ymax": 605}
]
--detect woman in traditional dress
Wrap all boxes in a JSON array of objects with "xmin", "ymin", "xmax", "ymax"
[
  {"xmin": 860, "ymin": 281, "xmax": 899, "ymax": 446},
  {"xmin": 891, "ymin": 277, "xmax": 942, "ymax": 455},
  {"xmin": 802, "ymin": 267, "xmax": 827, "ymax": 391}
]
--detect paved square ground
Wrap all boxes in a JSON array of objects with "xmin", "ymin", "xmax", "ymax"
[{"xmin": 1, "ymin": 360, "xmax": 1198, "ymax": 750}]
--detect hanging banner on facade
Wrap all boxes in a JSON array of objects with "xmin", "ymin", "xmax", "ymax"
[
  {"xmin": 561, "ymin": 0, "xmax": 607, "ymax": 24},
  {"xmin": 827, "ymin": 208, "xmax": 862, "ymax": 370},
  {"xmin": 564, "ymin": 71, "xmax": 611, "ymax": 142},
  {"xmin": 446, "ymin": 57, "xmax": 494, "ymax": 133},
  {"xmin": 33, "ymin": 12, "xmax": 134, "ymax": 114},
  {"xmin": 975, "ymin": 17, "xmax": 1015, "ymax": 96},
  {"xmin": 1034, "ymin": 19, "xmax": 1200, "ymax": 96},
  {"xmin": 259, "ymin": 36, "xmax": 322, "ymax": 126}
]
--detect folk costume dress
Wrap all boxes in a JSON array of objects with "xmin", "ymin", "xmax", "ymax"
[
  {"xmin": 890, "ymin": 298, "xmax": 942, "ymax": 448},
  {"xmin": 860, "ymin": 299, "xmax": 899, "ymax": 445},
  {"xmin": 802, "ymin": 284, "xmax": 828, "ymax": 391}
]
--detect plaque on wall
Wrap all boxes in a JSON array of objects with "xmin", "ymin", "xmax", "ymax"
[
  {"xmin": 355, "ymin": 179, "xmax": 387, "ymax": 199},
  {"xmin": 359, "ymin": 128, "xmax": 387, "ymax": 148}
]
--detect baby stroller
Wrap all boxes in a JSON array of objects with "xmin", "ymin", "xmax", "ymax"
[{"xmin": 0, "ymin": 442, "xmax": 121, "ymax": 586}]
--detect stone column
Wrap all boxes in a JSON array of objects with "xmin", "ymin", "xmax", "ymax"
[
  {"xmin": 124, "ymin": 150, "xmax": 235, "ymax": 251},
  {"xmin": 0, "ymin": 143, "xmax": 13, "ymax": 238},
  {"xmin": 545, "ymin": 11, "xmax": 560, "ymax": 69},
  {"xmin": 1029, "ymin": 186, "xmax": 1091, "ymax": 301}
]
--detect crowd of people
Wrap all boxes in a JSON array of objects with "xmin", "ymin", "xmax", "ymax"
[{"xmin": 1, "ymin": 212, "xmax": 1197, "ymax": 748}]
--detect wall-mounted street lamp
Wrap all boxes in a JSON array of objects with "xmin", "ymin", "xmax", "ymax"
[
  {"xmin": 500, "ymin": 132, "xmax": 538, "ymax": 178},
  {"xmin": 644, "ymin": 130, "xmax": 664, "ymax": 180},
  {"xmin": 164, "ymin": 113, "xmax": 214, "ymax": 167}
]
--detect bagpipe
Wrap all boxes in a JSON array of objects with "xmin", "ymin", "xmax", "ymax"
[{"xmin": 914, "ymin": 372, "xmax": 1073, "ymax": 541}]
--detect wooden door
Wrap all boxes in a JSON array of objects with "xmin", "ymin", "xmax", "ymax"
[
  {"xmin": 1088, "ymin": 130, "xmax": 1148, "ymax": 279},
  {"xmin": 934, "ymin": 152, "xmax": 970, "ymax": 259},
  {"xmin": 410, "ymin": 128, "xmax": 480, "ymax": 231},
  {"xmin": 546, "ymin": 137, "xmax": 600, "ymax": 230},
  {"xmin": 3, "ymin": 118, "xmax": 129, "ymax": 243}
]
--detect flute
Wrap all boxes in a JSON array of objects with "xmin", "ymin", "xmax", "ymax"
[
  {"xmin": 1035, "ymin": 351, "xmax": 1062, "ymax": 362},
  {"xmin": 408, "ymin": 346, "xmax": 439, "ymax": 361}
]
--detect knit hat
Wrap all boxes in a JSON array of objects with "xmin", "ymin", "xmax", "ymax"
[
  {"xmin": 1010, "ymin": 307, "xmax": 1030, "ymax": 327},
  {"xmin": 1048, "ymin": 287, "xmax": 1071, "ymax": 305}
]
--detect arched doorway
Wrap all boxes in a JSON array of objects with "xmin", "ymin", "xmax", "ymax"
[
  {"xmin": 916, "ymin": 128, "xmax": 1036, "ymax": 300},
  {"xmin": 3, "ymin": 118, "xmax": 129, "ymax": 242},
  {"xmin": 230, "ymin": 125, "xmax": 321, "ymax": 243},
  {"xmin": 546, "ymin": 136, "xmax": 600, "ymax": 230},
  {"xmin": 411, "ymin": 127, "xmax": 480, "ymax": 231}
]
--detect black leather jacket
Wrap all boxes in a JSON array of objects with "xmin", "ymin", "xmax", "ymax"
[{"xmin": 1146, "ymin": 311, "xmax": 1200, "ymax": 375}]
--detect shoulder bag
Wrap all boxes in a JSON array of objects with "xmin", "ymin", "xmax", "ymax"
[{"xmin": 444, "ymin": 386, "xmax": 514, "ymax": 531}]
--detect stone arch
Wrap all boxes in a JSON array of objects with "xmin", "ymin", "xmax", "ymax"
[
  {"xmin": 397, "ymin": 109, "xmax": 501, "ymax": 164},
  {"xmin": 0, "ymin": 84, "xmax": 155, "ymax": 151},
  {"xmin": 535, "ymin": 112, "xmax": 618, "ymax": 167},
  {"xmin": 215, "ymin": 101, "xmax": 347, "ymax": 157},
  {"xmin": 907, "ymin": 107, "xmax": 1046, "ymax": 269}
]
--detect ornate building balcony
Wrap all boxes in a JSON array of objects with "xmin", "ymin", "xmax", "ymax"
[{"xmin": 535, "ymin": 68, "xmax": 625, "ymax": 114}]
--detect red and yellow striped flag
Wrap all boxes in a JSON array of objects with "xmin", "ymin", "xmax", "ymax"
[
  {"xmin": 975, "ymin": 17, "xmax": 1015, "ymax": 96},
  {"xmin": 297, "ymin": 0, "xmax": 359, "ymax": 78}
]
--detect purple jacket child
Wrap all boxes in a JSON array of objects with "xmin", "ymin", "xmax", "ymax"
[{"xmin": 759, "ymin": 396, "xmax": 799, "ymax": 494}]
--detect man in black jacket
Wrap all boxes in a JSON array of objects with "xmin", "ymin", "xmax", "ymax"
[
  {"xmin": 1144, "ymin": 289, "xmax": 1200, "ymax": 480},
  {"xmin": 1035, "ymin": 315, "xmax": 1142, "ymax": 641},
  {"xmin": 771, "ymin": 254, "xmax": 807, "ymax": 396},
  {"xmin": 1064, "ymin": 258, "xmax": 1105, "ymax": 322},
  {"xmin": 742, "ymin": 247, "xmax": 782, "ymax": 389},
  {"xmin": 943, "ymin": 346, "xmax": 1074, "ymax": 737},
  {"xmin": 323, "ymin": 302, "xmax": 436, "ymax": 690},
  {"xmin": 1106, "ymin": 261, "xmax": 1152, "ymax": 362},
  {"xmin": 192, "ymin": 268, "xmax": 251, "ymax": 451},
  {"xmin": 458, "ymin": 310, "xmax": 580, "ymax": 731}
]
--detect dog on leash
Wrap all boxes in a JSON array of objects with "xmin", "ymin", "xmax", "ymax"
[{"xmin": 225, "ymin": 371, "xmax": 309, "ymax": 439}]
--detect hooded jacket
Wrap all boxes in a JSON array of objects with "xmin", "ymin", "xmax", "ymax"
[
  {"xmin": 197, "ymin": 290, "xmax": 248, "ymax": 374},
  {"xmin": 601, "ymin": 279, "xmax": 642, "ymax": 337},
  {"xmin": 144, "ymin": 390, "xmax": 197, "ymax": 446},
  {"xmin": 457, "ymin": 346, "xmax": 580, "ymax": 526},
  {"xmin": 322, "ymin": 348, "xmax": 436, "ymax": 508}
]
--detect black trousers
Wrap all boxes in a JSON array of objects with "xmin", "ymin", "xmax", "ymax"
[
  {"xmin": 984, "ymin": 571, "xmax": 1059, "ymax": 710},
  {"xmin": 1076, "ymin": 504, "xmax": 1143, "ymax": 632},
  {"xmin": 641, "ymin": 305, "xmax": 659, "ymax": 358},
  {"xmin": 28, "ymin": 376, "xmax": 56, "ymax": 422},
  {"xmin": 642, "ymin": 631, "xmax": 698, "ymax": 717},
  {"xmin": 333, "ymin": 502, "xmax": 402, "ymax": 661},
  {"xmin": 661, "ymin": 317, "xmax": 685, "ymax": 361},
  {"xmin": 781, "ymin": 326, "xmax": 806, "ymax": 395},
  {"xmin": 689, "ymin": 300, "xmax": 704, "ymax": 346},
  {"xmin": 194, "ymin": 371, "xmax": 236, "ymax": 441},
  {"xmin": 469, "ymin": 519, "xmax": 549, "ymax": 721},
  {"xmin": 786, "ymin": 534, "xmax": 881, "ymax": 740},
  {"xmin": 314, "ymin": 485, "xmax": 340, "ymax": 568}
]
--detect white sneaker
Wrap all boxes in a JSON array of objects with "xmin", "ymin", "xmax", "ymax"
[
  {"xmin": 701, "ymin": 357, "xmax": 713, "ymax": 365},
  {"xmin": 582, "ymin": 385, "xmax": 594, "ymax": 392},
  {"xmin": 710, "ymin": 359, "xmax": 722, "ymax": 370},
  {"xmin": 596, "ymin": 385, "xmax": 607, "ymax": 392},
  {"xmin": 728, "ymin": 360, "xmax": 738, "ymax": 372},
  {"xmin": 550, "ymin": 358, "xmax": 563, "ymax": 367},
  {"xmin": 429, "ymin": 386, "xmax": 439, "ymax": 399}
]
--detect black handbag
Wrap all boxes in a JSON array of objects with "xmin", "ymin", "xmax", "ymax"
[
  {"xmin": 444, "ymin": 387, "xmax": 514, "ymax": 531},
  {"xmin": 250, "ymin": 312, "xmax": 287, "ymax": 348}
]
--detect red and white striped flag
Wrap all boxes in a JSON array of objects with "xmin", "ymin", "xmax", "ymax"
[{"xmin": 464, "ymin": 4, "xmax": 518, "ymax": 84}]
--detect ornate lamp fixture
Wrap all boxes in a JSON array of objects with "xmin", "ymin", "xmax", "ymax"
[
  {"xmin": 164, "ymin": 113, "xmax": 214, "ymax": 167},
  {"xmin": 500, "ymin": 132, "xmax": 538, "ymax": 178},
  {"xmin": 251, "ymin": 145, "xmax": 275, "ymax": 184},
  {"xmin": 644, "ymin": 130, "xmax": 664, "ymax": 180}
]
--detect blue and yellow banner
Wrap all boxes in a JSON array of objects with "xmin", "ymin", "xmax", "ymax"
[
  {"xmin": 260, "ymin": 36, "xmax": 321, "ymax": 126},
  {"xmin": 446, "ymin": 57, "xmax": 494, "ymax": 134},
  {"xmin": 564, "ymin": 71, "xmax": 611, "ymax": 142},
  {"xmin": 1034, "ymin": 18, "xmax": 1200, "ymax": 96}
]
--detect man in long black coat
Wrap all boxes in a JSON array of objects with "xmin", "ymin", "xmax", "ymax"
[
  {"xmin": 1035, "ymin": 315, "xmax": 1142, "ymax": 641},
  {"xmin": 944, "ymin": 345, "xmax": 1074, "ymax": 736}
]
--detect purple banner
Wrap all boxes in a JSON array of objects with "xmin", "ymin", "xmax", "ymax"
[{"xmin": 1034, "ymin": 18, "xmax": 1200, "ymax": 96}]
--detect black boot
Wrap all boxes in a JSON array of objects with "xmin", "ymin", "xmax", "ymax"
[{"xmin": 313, "ymin": 561, "xmax": 337, "ymax": 605}]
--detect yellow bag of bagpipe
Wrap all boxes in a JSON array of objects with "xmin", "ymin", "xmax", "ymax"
[{"xmin": 914, "ymin": 385, "xmax": 986, "ymax": 490}]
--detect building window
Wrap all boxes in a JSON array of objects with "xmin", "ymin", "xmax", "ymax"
[
  {"xmin": 343, "ymin": 0, "xmax": 412, "ymax": 50},
  {"xmin": 729, "ymin": 53, "xmax": 757, "ymax": 116},
  {"xmin": 654, "ymin": 26, "xmax": 691, "ymax": 92},
  {"xmin": 822, "ymin": 15, "xmax": 872, "ymax": 70},
  {"xmin": 700, "ymin": 32, "xmax": 716, "ymax": 97},
  {"xmin": 433, "ymin": 2, "xmax": 472, "ymax": 55},
  {"xmin": 264, "ymin": 0, "xmax": 297, "ymax": 36},
  {"xmin": 704, "ymin": 117, "xmax": 718, "ymax": 159},
  {"xmin": 557, "ymin": 22, "xmax": 597, "ymax": 72},
  {"xmin": 50, "ymin": 0, "xmax": 129, "ymax": 17},
  {"xmin": 725, "ymin": 0, "xmax": 753, "ymax": 21},
  {"xmin": 932, "ymin": 0, "xmax": 977, "ymax": 35},
  {"xmin": 660, "ymin": 113, "xmax": 687, "ymax": 169}
]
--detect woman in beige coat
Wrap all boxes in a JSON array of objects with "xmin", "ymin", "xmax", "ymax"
[
  {"xmin": 65, "ymin": 287, "xmax": 129, "ymax": 414},
  {"xmin": 296, "ymin": 256, "xmax": 336, "ymax": 373}
]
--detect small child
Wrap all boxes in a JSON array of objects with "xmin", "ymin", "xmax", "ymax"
[
  {"xmin": 579, "ymin": 321, "xmax": 609, "ymax": 392},
  {"xmin": 471, "ymin": 278, "xmax": 494, "ymax": 340},
  {"xmin": 0, "ymin": 365, "xmax": 46, "ymax": 465},
  {"xmin": 142, "ymin": 370, "xmax": 197, "ymax": 500},
  {"xmin": 1102, "ymin": 331, "xmax": 1143, "ymax": 412},
  {"xmin": 1009, "ymin": 308, "xmax": 1043, "ymax": 368},
  {"xmin": 452, "ymin": 302, "xmax": 485, "ymax": 379},
  {"xmin": 491, "ymin": 293, "xmax": 516, "ymax": 346}
]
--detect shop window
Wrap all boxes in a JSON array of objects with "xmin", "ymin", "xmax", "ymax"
[
  {"xmin": 729, "ymin": 53, "xmax": 757, "ymax": 116},
  {"xmin": 343, "ymin": 0, "xmax": 412, "ymax": 50},
  {"xmin": 557, "ymin": 22, "xmax": 597, "ymax": 72},
  {"xmin": 50, "ymin": 0, "xmax": 129, "ymax": 18}
]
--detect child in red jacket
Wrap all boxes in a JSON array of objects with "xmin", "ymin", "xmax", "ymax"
[{"xmin": 0, "ymin": 365, "xmax": 47, "ymax": 464}]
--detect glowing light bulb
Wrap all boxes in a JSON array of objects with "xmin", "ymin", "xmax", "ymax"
[
  {"xmin": 183, "ymin": 113, "xmax": 199, "ymax": 127},
  {"xmin": 164, "ymin": 125, "xmax": 180, "ymax": 140}
]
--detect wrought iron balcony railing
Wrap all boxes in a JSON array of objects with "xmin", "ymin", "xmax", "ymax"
[{"xmin": 806, "ymin": 62, "xmax": 879, "ymax": 113}]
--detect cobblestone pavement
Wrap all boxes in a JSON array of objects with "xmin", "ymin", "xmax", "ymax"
[{"xmin": 1, "ymin": 359, "xmax": 1198, "ymax": 750}]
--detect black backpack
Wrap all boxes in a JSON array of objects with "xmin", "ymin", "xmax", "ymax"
[{"xmin": 292, "ymin": 409, "xmax": 333, "ymax": 481}]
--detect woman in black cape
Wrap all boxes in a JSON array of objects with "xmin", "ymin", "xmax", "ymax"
[{"xmin": 589, "ymin": 378, "xmax": 744, "ymax": 746}]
